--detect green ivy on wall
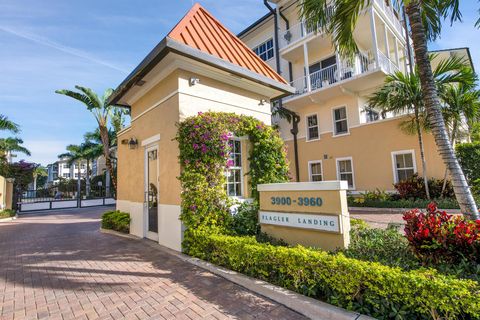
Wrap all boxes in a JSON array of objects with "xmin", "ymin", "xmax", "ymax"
[{"xmin": 176, "ymin": 112, "xmax": 290, "ymax": 248}]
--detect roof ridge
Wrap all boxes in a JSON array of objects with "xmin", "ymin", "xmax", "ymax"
[{"xmin": 167, "ymin": 3, "xmax": 287, "ymax": 85}]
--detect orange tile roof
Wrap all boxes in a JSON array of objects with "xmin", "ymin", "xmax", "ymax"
[{"xmin": 168, "ymin": 3, "xmax": 287, "ymax": 85}]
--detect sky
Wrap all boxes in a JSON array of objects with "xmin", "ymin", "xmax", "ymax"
[{"xmin": 0, "ymin": 0, "xmax": 479, "ymax": 166}]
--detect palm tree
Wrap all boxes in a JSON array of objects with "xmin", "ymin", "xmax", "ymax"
[
  {"xmin": 56, "ymin": 86, "xmax": 120, "ymax": 190},
  {"xmin": 440, "ymin": 84, "xmax": 480, "ymax": 194},
  {"xmin": 368, "ymin": 56, "xmax": 475, "ymax": 200},
  {"xmin": 300, "ymin": 0, "xmax": 479, "ymax": 218},
  {"xmin": 58, "ymin": 144, "xmax": 86, "ymax": 198},
  {"xmin": 81, "ymin": 140, "xmax": 103, "ymax": 196},
  {"xmin": 0, "ymin": 115, "xmax": 19, "ymax": 133},
  {"xmin": 32, "ymin": 166, "xmax": 47, "ymax": 191},
  {"xmin": 0, "ymin": 137, "xmax": 31, "ymax": 163}
]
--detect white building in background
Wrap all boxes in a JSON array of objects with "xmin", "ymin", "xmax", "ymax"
[{"xmin": 46, "ymin": 157, "xmax": 89, "ymax": 185}]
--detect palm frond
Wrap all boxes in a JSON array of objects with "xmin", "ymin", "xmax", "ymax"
[
  {"xmin": 74, "ymin": 86, "xmax": 102, "ymax": 109},
  {"xmin": 0, "ymin": 115, "xmax": 20, "ymax": 133},
  {"xmin": 55, "ymin": 89, "xmax": 97, "ymax": 110}
]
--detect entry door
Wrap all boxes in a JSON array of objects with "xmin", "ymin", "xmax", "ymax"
[{"xmin": 146, "ymin": 147, "xmax": 158, "ymax": 240}]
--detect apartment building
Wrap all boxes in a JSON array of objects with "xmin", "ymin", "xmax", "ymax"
[
  {"xmin": 46, "ymin": 157, "xmax": 89, "ymax": 184},
  {"xmin": 239, "ymin": 0, "xmax": 449, "ymax": 192}
]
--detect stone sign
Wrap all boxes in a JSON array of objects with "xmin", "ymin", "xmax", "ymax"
[{"xmin": 257, "ymin": 181, "xmax": 350, "ymax": 250}]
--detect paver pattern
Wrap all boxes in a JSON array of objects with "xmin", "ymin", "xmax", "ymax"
[{"xmin": 0, "ymin": 207, "xmax": 306, "ymax": 320}]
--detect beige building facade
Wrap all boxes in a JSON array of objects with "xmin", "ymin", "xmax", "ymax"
[
  {"xmin": 110, "ymin": 4, "xmax": 293, "ymax": 251},
  {"xmin": 239, "ymin": 0, "xmax": 453, "ymax": 192}
]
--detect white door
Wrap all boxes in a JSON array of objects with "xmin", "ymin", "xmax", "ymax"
[{"xmin": 145, "ymin": 146, "xmax": 159, "ymax": 241}]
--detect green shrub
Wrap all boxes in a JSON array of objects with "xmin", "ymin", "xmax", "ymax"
[
  {"xmin": 347, "ymin": 197, "xmax": 460, "ymax": 209},
  {"xmin": 187, "ymin": 229, "xmax": 480, "ymax": 320},
  {"xmin": 101, "ymin": 210, "xmax": 130, "ymax": 233},
  {"xmin": 394, "ymin": 174, "xmax": 454, "ymax": 200},
  {"xmin": 231, "ymin": 201, "xmax": 260, "ymax": 236},
  {"xmin": 0, "ymin": 209, "xmax": 15, "ymax": 218}
]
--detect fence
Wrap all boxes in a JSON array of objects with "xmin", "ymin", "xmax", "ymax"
[{"xmin": 17, "ymin": 183, "xmax": 115, "ymax": 212}]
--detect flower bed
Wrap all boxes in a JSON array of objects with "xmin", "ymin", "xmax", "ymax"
[{"xmin": 187, "ymin": 228, "xmax": 480, "ymax": 320}]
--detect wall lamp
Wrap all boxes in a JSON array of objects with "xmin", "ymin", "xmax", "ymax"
[
  {"xmin": 259, "ymin": 99, "xmax": 268, "ymax": 106},
  {"xmin": 121, "ymin": 137, "xmax": 137, "ymax": 150},
  {"xmin": 189, "ymin": 77, "xmax": 200, "ymax": 86}
]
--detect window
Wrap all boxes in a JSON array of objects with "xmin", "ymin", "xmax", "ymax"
[
  {"xmin": 63, "ymin": 164, "xmax": 69, "ymax": 169},
  {"xmin": 392, "ymin": 151, "xmax": 416, "ymax": 183},
  {"xmin": 365, "ymin": 107, "xmax": 380, "ymax": 123},
  {"xmin": 62, "ymin": 173, "xmax": 70, "ymax": 178},
  {"xmin": 226, "ymin": 139, "xmax": 243, "ymax": 197},
  {"xmin": 253, "ymin": 38, "xmax": 274, "ymax": 62},
  {"xmin": 336, "ymin": 158, "xmax": 355, "ymax": 189},
  {"xmin": 308, "ymin": 161, "xmax": 323, "ymax": 182},
  {"xmin": 74, "ymin": 173, "xmax": 79, "ymax": 178},
  {"xmin": 306, "ymin": 114, "xmax": 319, "ymax": 141},
  {"xmin": 333, "ymin": 106, "xmax": 349, "ymax": 135}
]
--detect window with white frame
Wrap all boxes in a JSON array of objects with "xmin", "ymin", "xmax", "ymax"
[
  {"xmin": 63, "ymin": 164, "xmax": 69, "ymax": 169},
  {"xmin": 337, "ymin": 158, "xmax": 355, "ymax": 189},
  {"xmin": 333, "ymin": 106, "xmax": 349, "ymax": 135},
  {"xmin": 364, "ymin": 106, "xmax": 380, "ymax": 123},
  {"xmin": 62, "ymin": 173, "xmax": 70, "ymax": 178},
  {"xmin": 306, "ymin": 114, "xmax": 319, "ymax": 141},
  {"xmin": 393, "ymin": 151, "xmax": 416, "ymax": 183},
  {"xmin": 226, "ymin": 139, "xmax": 243, "ymax": 197},
  {"xmin": 253, "ymin": 38, "xmax": 274, "ymax": 62},
  {"xmin": 309, "ymin": 161, "xmax": 323, "ymax": 182}
]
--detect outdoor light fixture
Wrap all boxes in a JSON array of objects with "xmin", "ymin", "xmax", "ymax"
[
  {"xmin": 259, "ymin": 99, "xmax": 268, "ymax": 106},
  {"xmin": 189, "ymin": 77, "xmax": 200, "ymax": 86},
  {"xmin": 128, "ymin": 137, "xmax": 138, "ymax": 150}
]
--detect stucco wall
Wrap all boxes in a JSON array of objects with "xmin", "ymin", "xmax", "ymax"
[
  {"xmin": 0, "ymin": 175, "xmax": 6, "ymax": 209},
  {"xmin": 285, "ymin": 116, "xmax": 446, "ymax": 191}
]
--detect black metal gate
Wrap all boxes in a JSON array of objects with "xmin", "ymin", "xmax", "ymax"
[{"xmin": 17, "ymin": 183, "xmax": 116, "ymax": 213}]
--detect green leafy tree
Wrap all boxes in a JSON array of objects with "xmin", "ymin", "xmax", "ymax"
[
  {"xmin": 0, "ymin": 115, "xmax": 19, "ymax": 133},
  {"xmin": 300, "ymin": 0, "xmax": 479, "ymax": 218},
  {"xmin": 55, "ymin": 86, "xmax": 124, "ymax": 190},
  {"xmin": 0, "ymin": 137, "xmax": 31, "ymax": 163},
  {"xmin": 32, "ymin": 166, "xmax": 47, "ymax": 190},
  {"xmin": 369, "ymin": 56, "xmax": 475, "ymax": 200}
]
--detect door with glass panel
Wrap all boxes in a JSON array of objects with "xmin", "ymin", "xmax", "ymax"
[{"xmin": 145, "ymin": 147, "xmax": 158, "ymax": 240}]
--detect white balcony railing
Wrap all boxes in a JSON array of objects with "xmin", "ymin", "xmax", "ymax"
[
  {"xmin": 373, "ymin": 0, "xmax": 404, "ymax": 36},
  {"xmin": 287, "ymin": 49, "xmax": 399, "ymax": 99}
]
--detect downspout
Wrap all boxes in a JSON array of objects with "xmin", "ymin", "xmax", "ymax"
[
  {"xmin": 279, "ymin": 9, "xmax": 293, "ymax": 83},
  {"xmin": 264, "ymin": 0, "xmax": 301, "ymax": 182}
]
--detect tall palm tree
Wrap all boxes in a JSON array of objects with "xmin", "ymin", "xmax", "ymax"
[
  {"xmin": 368, "ymin": 56, "xmax": 475, "ymax": 199},
  {"xmin": 58, "ymin": 144, "xmax": 86, "ymax": 197},
  {"xmin": 301, "ymin": 0, "xmax": 479, "ymax": 218},
  {"xmin": 32, "ymin": 166, "xmax": 47, "ymax": 191},
  {"xmin": 81, "ymin": 140, "xmax": 103, "ymax": 196},
  {"xmin": 0, "ymin": 137, "xmax": 31, "ymax": 163},
  {"xmin": 0, "ymin": 115, "xmax": 19, "ymax": 133},
  {"xmin": 56, "ymin": 86, "xmax": 119, "ymax": 190}
]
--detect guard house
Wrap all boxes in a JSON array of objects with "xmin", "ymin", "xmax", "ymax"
[{"xmin": 108, "ymin": 4, "xmax": 294, "ymax": 251}]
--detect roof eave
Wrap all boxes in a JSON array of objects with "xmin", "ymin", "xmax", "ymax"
[{"xmin": 108, "ymin": 37, "xmax": 294, "ymax": 105}]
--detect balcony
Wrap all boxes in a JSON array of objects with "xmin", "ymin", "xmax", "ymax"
[
  {"xmin": 279, "ymin": 18, "xmax": 322, "ymax": 51},
  {"xmin": 284, "ymin": 49, "xmax": 399, "ymax": 105},
  {"xmin": 373, "ymin": 0, "xmax": 404, "ymax": 37}
]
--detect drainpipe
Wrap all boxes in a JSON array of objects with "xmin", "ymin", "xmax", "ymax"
[
  {"xmin": 264, "ymin": 0, "xmax": 301, "ymax": 182},
  {"xmin": 279, "ymin": 8, "xmax": 293, "ymax": 82}
]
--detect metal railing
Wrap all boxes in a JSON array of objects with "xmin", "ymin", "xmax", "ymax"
[
  {"xmin": 287, "ymin": 49, "xmax": 399, "ymax": 99},
  {"xmin": 279, "ymin": 8, "xmax": 333, "ymax": 50},
  {"xmin": 373, "ymin": 0, "xmax": 404, "ymax": 36}
]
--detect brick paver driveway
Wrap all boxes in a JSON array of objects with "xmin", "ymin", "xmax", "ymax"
[{"xmin": 0, "ymin": 207, "xmax": 305, "ymax": 320}]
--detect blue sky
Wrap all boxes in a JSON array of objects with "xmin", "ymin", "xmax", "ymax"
[{"xmin": 0, "ymin": 0, "xmax": 478, "ymax": 166}]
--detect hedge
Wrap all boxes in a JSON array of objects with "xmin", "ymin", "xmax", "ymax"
[
  {"xmin": 187, "ymin": 229, "xmax": 480, "ymax": 319},
  {"xmin": 101, "ymin": 210, "xmax": 130, "ymax": 233}
]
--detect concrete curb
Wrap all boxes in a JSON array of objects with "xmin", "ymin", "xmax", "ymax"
[
  {"xmin": 99, "ymin": 228, "xmax": 140, "ymax": 240},
  {"xmin": 104, "ymin": 230, "xmax": 374, "ymax": 320},
  {"xmin": 0, "ymin": 214, "xmax": 17, "ymax": 223}
]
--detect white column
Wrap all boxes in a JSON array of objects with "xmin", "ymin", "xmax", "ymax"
[
  {"xmin": 394, "ymin": 38, "xmax": 400, "ymax": 69},
  {"xmin": 369, "ymin": 8, "xmax": 380, "ymax": 68},
  {"xmin": 303, "ymin": 43, "xmax": 311, "ymax": 92},
  {"xmin": 383, "ymin": 24, "xmax": 390, "ymax": 59}
]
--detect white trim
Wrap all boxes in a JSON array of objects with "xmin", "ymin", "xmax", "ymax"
[
  {"xmin": 336, "ymin": 157, "xmax": 356, "ymax": 190},
  {"xmin": 391, "ymin": 149, "xmax": 417, "ymax": 184},
  {"xmin": 331, "ymin": 105, "xmax": 350, "ymax": 136},
  {"xmin": 144, "ymin": 144, "xmax": 160, "ymax": 240},
  {"xmin": 117, "ymin": 126, "xmax": 132, "ymax": 137},
  {"xmin": 226, "ymin": 138, "xmax": 244, "ymax": 198},
  {"xmin": 258, "ymin": 181, "xmax": 348, "ymax": 191},
  {"xmin": 307, "ymin": 160, "xmax": 323, "ymax": 182},
  {"xmin": 132, "ymin": 90, "xmax": 179, "ymax": 122},
  {"xmin": 141, "ymin": 134, "xmax": 161, "ymax": 147},
  {"xmin": 305, "ymin": 113, "xmax": 320, "ymax": 142}
]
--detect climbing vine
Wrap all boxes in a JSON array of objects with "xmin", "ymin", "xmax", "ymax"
[{"xmin": 176, "ymin": 112, "xmax": 290, "ymax": 245}]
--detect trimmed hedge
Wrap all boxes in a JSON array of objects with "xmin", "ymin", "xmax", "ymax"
[
  {"xmin": 0, "ymin": 209, "xmax": 15, "ymax": 218},
  {"xmin": 187, "ymin": 229, "xmax": 480, "ymax": 319},
  {"xmin": 348, "ymin": 197, "xmax": 460, "ymax": 209},
  {"xmin": 101, "ymin": 210, "xmax": 130, "ymax": 233}
]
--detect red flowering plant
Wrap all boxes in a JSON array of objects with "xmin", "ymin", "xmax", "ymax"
[{"xmin": 403, "ymin": 203, "xmax": 480, "ymax": 264}]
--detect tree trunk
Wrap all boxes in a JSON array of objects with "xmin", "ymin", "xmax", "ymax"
[
  {"xmin": 441, "ymin": 121, "xmax": 458, "ymax": 196},
  {"xmin": 415, "ymin": 106, "xmax": 430, "ymax": 200},
  {"xmin": 406, "ymin": 2, "xmax": 479, "ymax": 219},
  {"xmin": 99, "ymin": 125, "xmax": 117, "ymax": 191},
  {"xmin": 86, "ymin": 159, "xmax": 90, "ymax": 197},
  {"xmin": 77, "ymin": 161, "xmax": 81, "ymax": 204}
]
